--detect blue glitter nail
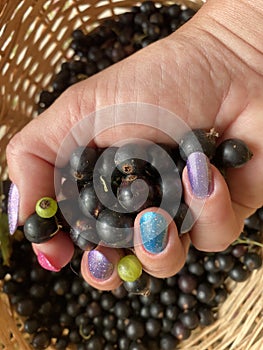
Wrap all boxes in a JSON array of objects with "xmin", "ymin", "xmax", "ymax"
[
  {"xmin": 140, "ymin": 212, "xmax": 168, "ymax": 254},
  {"xmin": 88, "ymin": 250, "xmax": 114, "ymax": 280}
]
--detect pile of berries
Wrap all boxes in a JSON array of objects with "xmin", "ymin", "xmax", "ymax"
[
  {"xmin": 1, "ymin": 197, "xmax": 262, "ymax": 349},
  {"xmin": 37, "ymin": 1, "xmax": 196, "ymax": 114}
]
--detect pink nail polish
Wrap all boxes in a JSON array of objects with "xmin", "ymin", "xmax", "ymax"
[{"xmin": 37, "ymin": 251, "xmax": 60, "ymax": 272}]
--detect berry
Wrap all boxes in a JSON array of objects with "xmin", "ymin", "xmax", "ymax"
[
  {"xmin": 214, "ymin": 287, "xmax": 228, "ymax": 304},
  {"xmin": 160, "ymin": 288, "xmax": 177, "ymax": 305},
  {"xmin": 140, "ymin": 1, "xmax": 156, "ymax": 14},
  {"xmin": 145, "ymin": 318, "xmax": 162, "ymax": 338},
  {"xmin": 160, "ymin": 334, "xmax": 178, "ymax": 350},
  {"xmin": 196, "ymin": 282, "xmax": 216, "ymax": 304},
  {"xmin": 24, "ymin": 213, "xmax": 59, "ymax": 243},
  {"xmin": 171, "ymin": 321, "xmax": 191, "ymax": 340},
  {"xmin": 178, "ymin": 274, "xmax": 197, "ymax": 293},
  {"xmin": 231, "ymin": 244, "xmax": 248, "ymax": 258},
  {"xmin": 70, "ymin": 145, "xmax": 98, "ymax": 181},
  {"xmin": 179, "ymin": 128, "xmax": 218, "ymax": 161},
  {"xmin": 24, "ymin": 318, "xmax": 39, "ymax": 334},
  {"xmin": 117, "ymin": 175, "xmax": 159, "ymax": 213},
  {"xmin": 114, "ymin": 143, "xmax": 149, "ymax": 175},
  {"xmin": 197, "ymin": 307, "xmax": 216, "ymax": 326},
  {"xmin": 180, "ymin": 8, "xmax": 196, "ymax": 22},
  {"xmin": 96, "ymin": 209, "xmax": 134, "ymax": 247},
  {"xmin": 244, "ymin": 211, "xmax": 262, "ymax": 230},
  {"xmin": 35, "ymin": 197, "xmax": 58, "ymax": 218},
  {"xmin": 117, "ymin": 255, "xmax": 142, "ymax": 282},
  {"xmin": 31, "ymin": 330, "xmax": 51, "ymax": 349},
  {"xmin": 243, "ymin": 252, "xmax": 262, "ymax": 271},
  {"xmin": 179, "ymin": 310, "xmax": 199, "ymax": 330},
  {"xmin": 123, "ymin": 271, "xmax": 150, "ymax": 295},
  {"xmin": 177, "ymin": 293, "xmax": 197, "ymax": 310},
  {"xmin": 215, "ymin": 253, "xmax": 235, "ymax": 272},
  {"xmin": 16, "ymin": 299, "xmax": 35, "ymax": 316},
  {"xmin": 214, "ymin": 138, "xmax": 253, "ymax": 168},
  {"xmin": 126, "ymin": 318, "xmax": 145, "ymax": 340},
  {"xmin": 78, "ymin": 181, "xmax": 104, "ymax": 218},
  {"xmin": 165, "ymin": 305, "xmax": 179, "ymax": 320},
  {"xmin": 70, "ymin": 216, "xmax": 98, "ymax": 250},
  {"xmin": 228, "ymin": 262, "xmax": 250, "ymax": 282},
  {"xmin": 95, "ymin": 147, "xmax": 119, "ymax": 178}
]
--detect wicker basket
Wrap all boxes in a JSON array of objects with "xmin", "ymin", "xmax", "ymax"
[{"xmin": 0, "ymin": 0, "xmax": 262, "ymax": 349}]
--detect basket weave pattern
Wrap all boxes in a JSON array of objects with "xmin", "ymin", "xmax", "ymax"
[{"xmin": 0, "ymin": 0, "xmax": 262, "ymax": 349}]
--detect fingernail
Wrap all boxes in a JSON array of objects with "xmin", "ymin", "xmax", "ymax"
[
  {"xmin": 187, "ymin": 152, "xmax": 213, "ymax": 198},
  {"xmin": 88, "ymin": 250, "xmax": 114, "ymax": 280},
  {"xmin": 37, "ymin": 251, "xmax": 61, "ymax": 272},
  {"xmin": 140, "ymin": 212, "xmax": 168, "ymax": 254},
  {"xmin": 7, "ymin": 183, "xmax": 20, "ymax": 235}
]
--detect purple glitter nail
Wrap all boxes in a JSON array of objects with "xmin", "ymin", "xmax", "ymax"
[
  {"xmin": 88, "ymin": 250, "xmax": 114, "ymax": 280},
  {"xmin": 7, "ymin": 183, "xmax": 20, "ymax": 235},
  {"xmin": 187, "ymin": 152, "xmax": 213, "ymax": 198}
]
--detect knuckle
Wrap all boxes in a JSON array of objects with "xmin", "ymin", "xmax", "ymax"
[{"xmin": 6, "ymin": 131, "xmax": 23, "ymax": 161}]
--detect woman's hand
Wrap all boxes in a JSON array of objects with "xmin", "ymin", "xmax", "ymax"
[{"xmin": 6, "ymin": 0, "xmax": 263, "ymax": 290}]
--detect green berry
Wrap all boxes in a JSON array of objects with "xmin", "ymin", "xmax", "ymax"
[
  {"xmin": 117, "ymin": 255, "xmax": 142, "ymax": 282},
  {"xmin": 35, "ymin": 197, "xmax": 58, "ymax": 219}
]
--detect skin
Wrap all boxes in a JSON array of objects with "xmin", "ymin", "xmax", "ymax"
[{"xmin": 6, "ymin": 0, "xmax": 263, "ymax": 290}]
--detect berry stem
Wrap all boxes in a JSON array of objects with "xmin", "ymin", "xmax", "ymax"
[{"xmin": 232, "ymin": 237, "xmax": 263, "ymax": 248}]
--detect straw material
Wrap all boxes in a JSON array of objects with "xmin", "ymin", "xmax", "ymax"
[{"xmin": 0, "ymin": 0, "xmax": 262, "ymax": 349}]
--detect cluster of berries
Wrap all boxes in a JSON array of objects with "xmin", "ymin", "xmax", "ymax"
[
  {"xmin": 22, "ymin": 127, "xmax": 253, "ymax": 289},
  {"xmin": 0, "ymin": 209, "xmax": 262, "ymax": 350},
  {"xmin": 37, "ymin": 1, "xmax": 196, "ymax": 114}
]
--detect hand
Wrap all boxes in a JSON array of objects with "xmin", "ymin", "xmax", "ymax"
[{"xmin": 6, "ymin": 0, "xmax": 263, "ymax": 290}]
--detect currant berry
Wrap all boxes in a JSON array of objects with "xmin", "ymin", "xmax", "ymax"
[
  {"xmin": 114, "ymin": 143, "xmax": 149, "ymax": 175},
  {"xmin": 214, "ymin": 138, "xmax": 253, "ymax": 168},
  {"xmin": 117, "ymin": 175, "xmax": 160, "ymax": 213},
  {"xmin": 244, "ymin": 211, "xmax": 261, "ymax": 230},
  {"xmin": 24, "ymin": 213, "xmax": 59, "ymax": 243},
  {"xmin": 70, "ymin": 145, "xmax": 98, "ymax": 181},
  {"xmin": 179, "ymin": 310, "xmax": 199, "ymax": 330},
  {"xmin": 228, "ymin": 262, "xmax": 250, "ymax": 282},
  {"xmin": 35, "ymin": 197, "xmax": 58, "ymax": 218},
  {"xmin": 70, "ymin": 217, "xmax": 98, "ymax": 250},
  {"xmin": 178, "ymin": 274, "xmax": 197, "ymax": 293},
  {"xmin": 123, "ymin": 271, "xmax": 150, "ymax": 295},
  {"xmin": 197, "ymin": 307, "xmax": 216, "ymax": 326},
  {"xmin": 179, "ymin": 128, "xmax": 218, "ymax": 161},
  {"xmin": 96, "ymin": 209, "xmax": 134, "ymax": 247},
  {"xmin": 147, "ymin": 143, "xmax": 175, "ymax": 173},
  {"xmin": 95, "ymin": 146, "xmax": 118, "ymax": 179},
  {"xmin": 171, "ymin": 321, "xmax": 191, "ymax": 340},
  {"xmin": 177, "ymin": 293, "xmax": 197, "ymax": 310},
  {"xmin": 78, "ymin": 181, "xmax": 104, "ymax": 218},
  {"xmin": 117, "ymin": 255, "xmax": 142, "ymax": 282},
  {"xmin": 196, "ymin": 282, "xmax": 216, "ymax": 304},
  {"xmin": 243, "ymin": 252, "xmax": 262, "ymax": 271}
]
